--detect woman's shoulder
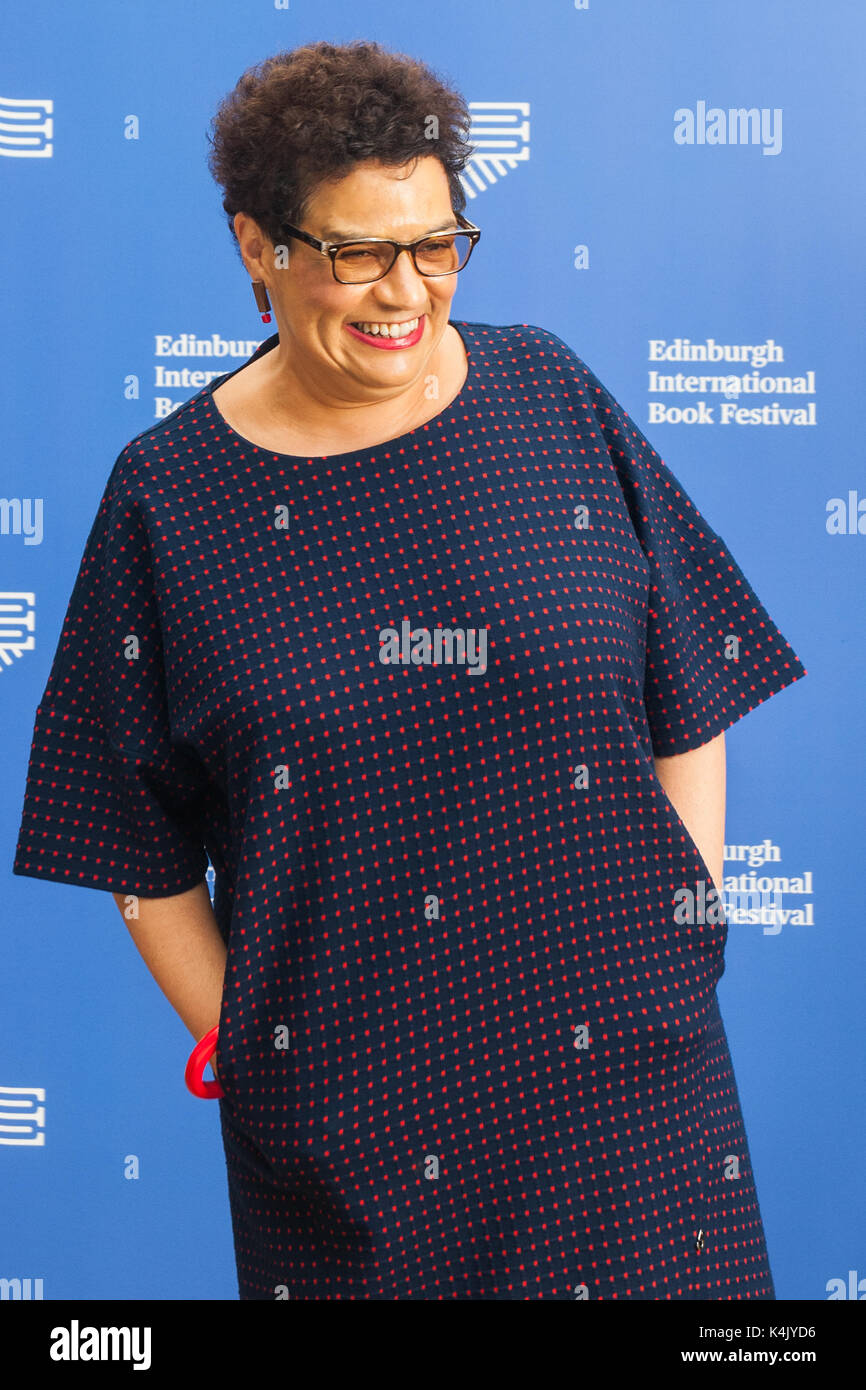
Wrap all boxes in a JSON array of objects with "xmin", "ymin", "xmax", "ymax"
[
  {"xmin": 105, "ymin": 379, "xmax": 225, "ymax": 498},
  {"xmin": 462, "ymin": 318, "xmax": 598, "ymax": 378},
  {"xmin": 462, "ymin": 318, "xmax": 611, "ymax": 406},
  {"xmin": 462, "ymin": 318, "xmax": 573, "ymax": 350}
]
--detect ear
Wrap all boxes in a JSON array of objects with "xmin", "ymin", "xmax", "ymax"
[{"xmin": 233, "ymin": 211, "xmax": 272, "ymax": 281}]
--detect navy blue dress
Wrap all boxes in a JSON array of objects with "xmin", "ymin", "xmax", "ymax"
[{"xmin": 13, "ymin": 321, "xmax": 806, "ymax": 1299}]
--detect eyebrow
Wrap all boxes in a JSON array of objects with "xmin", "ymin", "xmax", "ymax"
[{"xmin": 319, "ymin": 220, "xmax": 460, "ymax": 242}]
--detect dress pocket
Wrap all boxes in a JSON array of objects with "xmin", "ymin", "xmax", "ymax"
[
  {"xmin": 214, "ymin": 1028, "xmax": 238, "ymax": 1111},
  {"xmin": 651, "ymin": 768, "xmax": 729, "ymax": 961},
  {"xmin": 213, "ymin": 985, "xmax": 234, "ymax": 1104}
]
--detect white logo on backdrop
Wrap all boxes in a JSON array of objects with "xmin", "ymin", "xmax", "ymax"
[
  {"xmin": 0, "ymin": 1085, "xmax": 46, "ymax": 1146},
  {"xmin": 0, "ymin": 96, "xmax": 53, "ymax": 157},
  {"xmin": 0, "ymin": 594, "xmax": 35, "ymax": 671},
  {"xmin": 460, "ymin": 102, "xmax": 530, "ymax": 198}
]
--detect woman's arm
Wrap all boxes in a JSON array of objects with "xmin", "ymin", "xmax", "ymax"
[
  {"xmin": 111, "ymin": 879, "xmax": 227, "ymax": 1078},
  {"xmin": 653, "ymin": 730, "xmax": 726, "ymax": 897}
]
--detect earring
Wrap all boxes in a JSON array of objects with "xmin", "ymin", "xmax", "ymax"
[{"xmin": 252, "ymin": 280, "xmax": 272, "ymax": 324}]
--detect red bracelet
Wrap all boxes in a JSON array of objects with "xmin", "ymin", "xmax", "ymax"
[{"xmin": 185, "ymin": 1023, "xmax": 224, "ymax": 1099}]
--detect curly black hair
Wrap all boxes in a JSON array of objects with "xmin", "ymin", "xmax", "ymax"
[{"xmin": 206, "ymin": 40, "xmax": 474, "ymax": 259}]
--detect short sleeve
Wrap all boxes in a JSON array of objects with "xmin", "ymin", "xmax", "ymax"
[
  {"xmin": 12, "ymin": 453, "xmax": 211, "ymax": 896},
  {"xmin": 581, "ymin": 362, "xmax": 807, "ymax": 757}
]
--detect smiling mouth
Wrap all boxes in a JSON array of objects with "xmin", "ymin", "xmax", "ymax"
[
  {"xmin": 348, "ymin": 315, "xmax": 423, "ymax": 339},
  {"xmin": 344, "ymin": 315, "xmax": 427, "ymax": 350}
]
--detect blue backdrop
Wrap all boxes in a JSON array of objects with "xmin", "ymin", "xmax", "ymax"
[{"xmin": 2, "ymin": 0, "xmax": 862, "ymax": 1301}]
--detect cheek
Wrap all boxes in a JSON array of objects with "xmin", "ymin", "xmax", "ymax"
[
  {"xmin": 282, "ymin": 281, "xmax": 340, "ymax": 330},
  {"xmin": 430, "ymin": 280, "xmax": 455, "ymax": 307}
]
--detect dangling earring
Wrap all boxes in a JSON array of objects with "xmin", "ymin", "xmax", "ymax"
[{"xmin": 252, "ymin": 280, "xmax": 272, "ymax": 324}]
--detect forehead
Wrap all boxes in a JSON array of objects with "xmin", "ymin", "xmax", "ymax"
[
  {"xmin": 307, "ymin": 156, "xmax": 455, "ymax": 240},
  {"xmin": 319, "ymin": 218, "xmax": 460, "ymax": 241}
]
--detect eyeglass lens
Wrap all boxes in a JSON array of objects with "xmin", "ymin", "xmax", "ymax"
[{"xmin": 333, "ymin": 232, "xmax": 473, "ymax": 284}]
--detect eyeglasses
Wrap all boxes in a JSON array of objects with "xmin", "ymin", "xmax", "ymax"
[{"xmin": 275, "ymin": 211, "xmax": 481, "ymax": 285}]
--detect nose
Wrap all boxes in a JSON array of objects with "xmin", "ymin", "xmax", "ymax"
[{"xmin": 377, "ymin": 246, "xmax": 431, "ymax": 303}]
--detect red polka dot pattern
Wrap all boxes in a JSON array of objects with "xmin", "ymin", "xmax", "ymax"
[{"xmin": 13, "ymin": 321, "xmax": 806, "ymax": 1299}]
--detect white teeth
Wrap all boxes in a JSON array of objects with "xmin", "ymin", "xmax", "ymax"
[{"xmin": 352, "ymin": 317, "xmax": 420, "ymax": 339}]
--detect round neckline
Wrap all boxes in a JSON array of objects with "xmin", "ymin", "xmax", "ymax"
[{"xmin": 205, "ymin": 319, "xmax": 474, "ymax": 465}]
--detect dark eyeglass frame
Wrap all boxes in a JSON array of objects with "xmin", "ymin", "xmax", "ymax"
[{"xmin": 275, "ymin": 211, "xmax": 481, "ymax": 283}]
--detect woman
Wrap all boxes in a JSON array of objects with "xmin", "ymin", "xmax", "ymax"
[{"xmin": 13, "ymin": 40, "xmax": 806, "ymax": 1300}]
